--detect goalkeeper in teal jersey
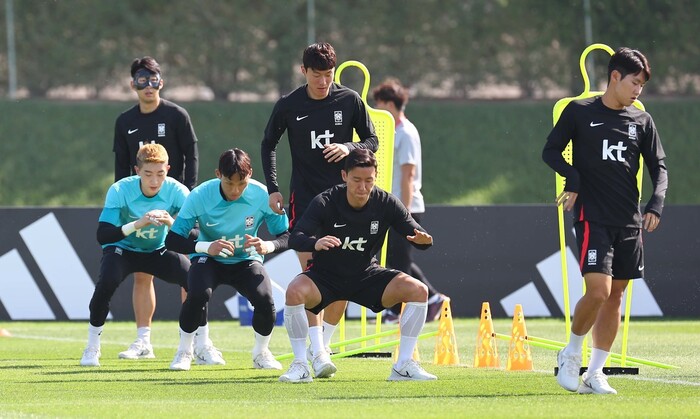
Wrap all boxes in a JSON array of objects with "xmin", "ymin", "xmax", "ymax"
[
  {"xmin": 80, "ymin": 144, "xmax": 195, "ymax": 367},
  {"xmin": 166, "ymin": 148, "xmax": 290, "ymax": 371}
]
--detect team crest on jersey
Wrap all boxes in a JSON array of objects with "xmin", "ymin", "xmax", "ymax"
[
  {"xmin": 587, "ymin": 249, "xmax": 597, "ymax": 265},
  {"xmin": 334, "ymin": 111, "xmax": 343, "ymax": 126},
  {"xmin": 158, "ymin": 123, "xmax": 166, "ymax": 137},
  {"xmin": 370, "ymin": 221, "xmax": 379, "ymax": 234},
  {"xmin": 628, "ymin": 124, "xmax": 637, "ymax": 139},
  {"xmin": 245, "ymin": 216, "xmax": 255, "ymax": 229}
]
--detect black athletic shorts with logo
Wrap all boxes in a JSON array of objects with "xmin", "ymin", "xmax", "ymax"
[
  {"xmin": 575, "ymin": 220, "xmax": 644, "ymax": 279},
  {"xmin": 304, "ymin": 263, "xmax": 401, "ymax": 314}
]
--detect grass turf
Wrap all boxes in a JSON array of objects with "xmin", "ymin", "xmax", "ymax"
[{"xmin": 0, "ymin": 318, "xmax": 698, "ymax": 418}]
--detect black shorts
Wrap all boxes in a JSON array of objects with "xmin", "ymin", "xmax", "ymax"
[
  {"xmin": 288, "ymin": 192, "xmax": 310, "ymax": 233},
  {"xmin": 575, "ymin": 220, "xmax": 644, "ymax": 279},
  {"xmin": 99, "ymin": 246, "xmax": 190, "ymax": 289},
  {"xmin": 304, "ymin": 264, "xmax": 401, "ymax": 314},
  {"xmin": 187, "ymin": 257, "xmax": 273, "ymax": 304}
]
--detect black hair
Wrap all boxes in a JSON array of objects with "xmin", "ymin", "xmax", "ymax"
[
  {"xmin": 344, "ymin": 148, "xmax": 377, "ymax": 173},
  {"xmin": 372, "ymin": 78, "xmax": 409, "ymax": 112},
  {"xmin": 608, "ymin": 47, "xmax": 651, "ymax": 83},
  {"xmin": 130, "ymin": 56, "xmax": 162, "ymax": 78},
  {"xmin": 302, "ymin": 42, "xmax": 337, "ymax": 71},
  {"xmin": 218, "ymin": 148, "xmax": 252, "ymax": 179}
]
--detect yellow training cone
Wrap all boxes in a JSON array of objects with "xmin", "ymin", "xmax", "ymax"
[
  {"xmin": 474, "ymin": 302, "xmax": 499, "ymax": 368},
  {"xmin": 433, "ymin": 298, "xmax": 460, "ymax": 365},
  {"xmin": 506, "ymin": 304, "xmax": 533, "ymax": 371}
]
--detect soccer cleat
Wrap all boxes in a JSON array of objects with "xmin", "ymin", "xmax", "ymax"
[
  {"xmin": 253, "ymin": 349, "xmax": 283, "ymax": 370},
  {"xmin": 169, "ymin": 350, "xmax": 194, "ymax": 371},
  {"xmin": 306, "ymin": 345, "xmax": 333, "ymax": 362},
  {"xmin": 194, "ymin": 344, "xmax": 226, "ymax": 365},
  {"xmin": 388, "ymin": 359, "xmax": 437, "ymax": 381},
  {"xmin": 578, "ymin": 371, "xmax": 618, "ymax": 394},
  {"xmin": 311, "ymin": 351, "xmax": 337, "ymax": 378},
  {"xmin": 426, "ymin": 294, "xmax": 448, "ymax": 322},
  {"xmin": 556, "ymin": 350, "xmax": 582, "ymax": 392},
  {"xmin": 118, "ymin": 340, "xmax": 155, "ymax": 359},
  {"xmin": 279, "ymin": 360, "xmax": 313, "ymax": 383},
  {"xmin": 80, "ymin": 346, "xmax": 101, "ymax": 367}
]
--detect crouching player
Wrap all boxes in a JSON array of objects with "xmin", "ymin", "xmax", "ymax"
[
  {"xmin": 279, "ymin": 149, "xmax": 437, "ymax": 383},
  {"xmin": 166, "ymin": 148, "xmax": 290, "ymax": 371},
  {"xmin": 81, "ymin": 144, "xmax": 208, "ymax": 366}
]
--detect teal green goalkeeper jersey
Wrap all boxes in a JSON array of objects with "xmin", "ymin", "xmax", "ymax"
[
  {"xmin": 99, "ymin": 175, "xmax": 189, "ymax": 252},
  {"xmin": 170, "ymin": 178, "xmax": 289, "ymax": 264}
]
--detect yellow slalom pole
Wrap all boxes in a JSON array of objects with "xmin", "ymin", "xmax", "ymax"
[{"xmin": 621, "ymin": 281, "xmax": 634, "ymax": 366}]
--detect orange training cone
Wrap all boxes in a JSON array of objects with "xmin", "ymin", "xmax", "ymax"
[
  {"xmin": 506, "ymin": 304, "xmax": 533, "ymax": 371},
  {"xmin": 474, "ymin": 302, "xmax": 499, "ymax": 368},
  {"xmin": 433, "ymin": 297, "xmax": 460, "ymax": 365},
  {"xmin": 0, "ymin": 328, "xmax": 11, "ymax": 337}
]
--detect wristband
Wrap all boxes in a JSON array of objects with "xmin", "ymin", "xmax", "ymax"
[
  {"xmin": 121, "ymin": 221, "xmax": 137, "ymax": 236},
  {"xmin": 195, "ymin": 241, "xmax": 213, "ymax": 254},
  {"xmin": 263, "ymin": 241, "xmax": 275, "ymax": 254}
]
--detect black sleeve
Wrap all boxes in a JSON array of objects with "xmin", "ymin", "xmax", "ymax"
[
  {"xmin": 345, "ymin": 96, "xmax": 379, "ymax": 153},
  {"xmin": 179, "ymin": 110, "xmax": 199, "ymax": 190},
  {"xmin": 389, "ymin": 195, "xmax": 432, "ymax": 251},
  {"xmin": 165, "ymin": 230, "xmax": 196, "ymax": 254},
  {"xmin": 96, "ymin": 221, "xmax": 125, "ymax": 245},
  {"xmin": 261, "ymin": 101, "xmax": 286, "ymax": 194},
  {"xmin": 641, "ymin": 117, "xmax": 668, "ymax": 217},
  {"xmin": 113, "ymin": 118, "xmax": 131, "ymax": 182},
  {"xmin": 542, "ymin": 103, "xmax": 581, "ymax": 193},
  {"xmin": 269, "ymin": 231, "xmax": 290, "ymax": 253},
  {"xmin": 288, "ymin": 196, "xmax": 324, "ymax": 252}
]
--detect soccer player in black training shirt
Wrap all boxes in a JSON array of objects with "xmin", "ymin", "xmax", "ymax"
[
  {"xmin": 112, "ymin": 56, "xmax": 211, "ymax": 361},
  {"xmin": 543, "ymin": 48, "xmax": 668, "ymax": 395},
  {"xmin": 261, "ymin": 42, "xmax": 379, "ymax": 375},
  {"xmin": 279, "ymin": 149, "xmax": 437, "ymax": 383}
]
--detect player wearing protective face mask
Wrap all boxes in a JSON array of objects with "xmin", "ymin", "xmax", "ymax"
[{"xmin": 112, "ymin": 56, "xmax": 207, "ymax": 362}]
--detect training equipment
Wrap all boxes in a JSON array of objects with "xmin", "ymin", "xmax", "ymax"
[
  {"xmin": 118, "ymin": 340, "xmax": 155, "ymax": 359},
  {"xmin": 194, "ymin": 344, "xmax": 226, "ymax": 365},
  {"xmin": 170, "ymin": 350, "xmax": 194, "ymax": 371},
  {"xmin": 279, "ymin": 360, "xmax": 313, "ymax": 383},
  {"xmin": 253, "ymin": 349, "xmax": 282, "ymax": 370},
  {"xmin": 578, "ymin": 371, "xmax": 618, "ymax": 395},
  {"xmin": 474, "ymin": 302, "xmax": 499, "ymax": 368},
  {"xmin": 311, "ymin": 351, "xmax": 337, "ymax": 378},
  {"xmin": 433, "ymin": 298, "xmax": 460, "ymax": 365},
  {"xmin": 332, "ymin": 60, "xmax": 395, "ymax": 355},
  {"xmin": 0, "ymin": 328, "xmax": 11, "ymax": 337},
  {"xmin": 506, "ymin": 304, "xmax": 532, "ymax": 371},
  {"xmin": 388, "ymin": 359, "xmax": 437, "ymax": 381},
  {"xmin": 80, "ymin": 346, "xmax": 101, "ymax": 367}
]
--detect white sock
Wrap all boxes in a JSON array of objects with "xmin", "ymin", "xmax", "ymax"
[
  {"xmin": 178, "ymin": 328, "xmax": 195, "ymax": 353},
  {"xmin": 195, "ymin": 324, "xmax": 210, "ymax": 349},
  {"xmin": 309, "ymin": 326, "xmax": 324, "ymax": 356},
  {"xmin": 564, "ymin": 332, "xmax": 585, "ymax": 356},
  {"xmin": 397, "ymin": 302, "xmax": 427, "ymax": 365},
  {"xmin": 252, "ymin": 331, "xmax": 272, "ymax": 357},
  {"xmin": 137, "ymin": 327, "xmax": 151, "ymax": 344},
  {"xmin": 322, "ymin": 321, "xmax": 337, "ymax": 349},
  {"xmin": 87, "ymin": 324, "xmax": 103, "ymax": 347},
  {"xmin": 588, "ymin": 348, "xmax": 609, "ymax": 373},
  {"xmin": 284, "ymin": 304, "xmax": 309, "ymax": 362}
]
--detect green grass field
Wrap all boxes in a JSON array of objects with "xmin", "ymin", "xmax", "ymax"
[{"xmin": 1, "ymin": 319, "xmax": 698, "ymax": 418}]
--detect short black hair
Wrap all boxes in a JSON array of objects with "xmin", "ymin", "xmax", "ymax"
[
  {"xmin": 302, "ymin": 42, "xmax": 336, "ymax": 71},
  {"xmin": 608, "ymin": 47, "xmax": 651, "ymax": 83},
  {"xmin": 130, "ymin": 56, "xmax": 161, "ymax": 78},
  {"xmin": 344, "ymin": 148, "xmax": 377, "ymax": 173},
  {"xmin": 218, "ymin": 148, "xmax": 252, "ymax": 179}
]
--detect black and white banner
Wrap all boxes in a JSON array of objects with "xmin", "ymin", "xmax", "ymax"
[{"xmin": 1, "ymin": 206, "xmax": 697, "ymax": 321}]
